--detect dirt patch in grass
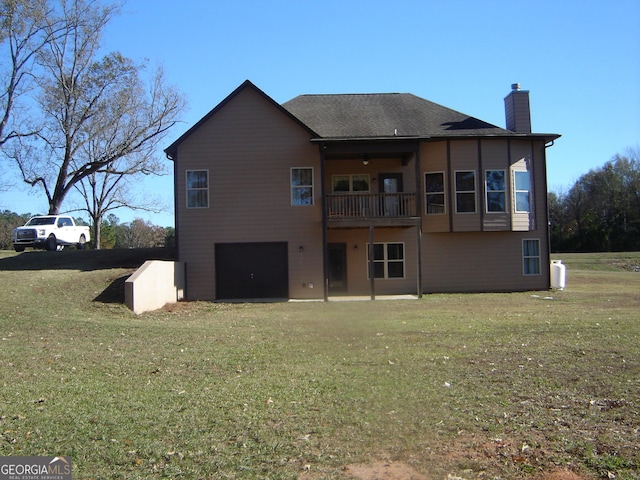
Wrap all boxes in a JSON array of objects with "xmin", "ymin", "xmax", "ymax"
[
  {"xmin": 345, "ymin": 461, "xmax": 431, "ymax": 479},
  {"xmin": 343, "ymin": 461, "xmax": 587, "ymax": 480}
]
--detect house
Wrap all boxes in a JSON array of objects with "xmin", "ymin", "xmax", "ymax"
[{"xmin": 164, "ymin": 81, "xmax": 560, "ymax": 301}]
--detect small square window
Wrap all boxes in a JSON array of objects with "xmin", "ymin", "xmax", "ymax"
[{"xmin": 367, "ymin": 242, "xmax": 405, "ymax": 279}]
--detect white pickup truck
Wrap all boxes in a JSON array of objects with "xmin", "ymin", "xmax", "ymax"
[{"xmin": 12, "ymin": 215, "xmax": 90, "ymax": 252}]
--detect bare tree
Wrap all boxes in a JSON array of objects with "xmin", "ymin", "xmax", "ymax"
[
  {"xmin": 11, "ymin": 0, "xmax": 185, "ymax": 216},
  {"xmin": 0, "ymin": 0, "xmax": 59, "ymax": 148},
  {"xmin": 73, "ymin": 151, "xmax": 168, "ymax": 249}
]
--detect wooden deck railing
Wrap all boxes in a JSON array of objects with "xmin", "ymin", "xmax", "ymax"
[{"xmin": 326, "ymin": 193, "xmax": 417, "ymax": 218}]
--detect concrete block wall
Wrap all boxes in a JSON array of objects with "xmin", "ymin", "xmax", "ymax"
[{"xmin": 125, "ymin": 260, "xmax": 185, "ymax": 314}]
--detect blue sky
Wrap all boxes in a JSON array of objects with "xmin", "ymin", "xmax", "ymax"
[{"xmin": 1, "ymin": 0, "xmax": 639, "ymax": 227}]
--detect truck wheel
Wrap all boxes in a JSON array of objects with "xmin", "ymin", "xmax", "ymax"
[
  {"xmin": 45, "ymin": 235, "xmax": 57, "ymax": 251},
  {"xmin": 14, "ymin": 245, "xmax": 25, "ymax": 252},
  {"xmin": 77, "ymin": 235, "xmax": 86, "ymax": 250}
]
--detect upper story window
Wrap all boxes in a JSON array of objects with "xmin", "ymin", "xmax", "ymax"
[
  {"xmin": 485, "ymin": 170, "xmax": 506, "ymax": 213},
  {"xmin": 291, "ymin": 167, "xmax": 314, "ymax": 206},
  {"xmin": 425, "ymin": 172, "xmax": 445, "ymax": 214},
  {"xmin": 522, "ymin": 239, "xmax": 541, "ymax": 275},
  {"xmin": 332, "ymin": 174, "xmax": 370, "ymax": 193},
  {"xmin": 455, "ymin": 170, "xmax": 476, "ymax": 213},
  {"xmin": 186, "ymin": 170, "xmax": 209, "ymax": 208},
  {"xmin": 514, "ymin": 171, "xmax": 531, "ymax": 212}
]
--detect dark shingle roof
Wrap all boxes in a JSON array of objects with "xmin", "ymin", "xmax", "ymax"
[{"xmin": 282, "ymin": 93, "xmax": 513, "ymax": 139}]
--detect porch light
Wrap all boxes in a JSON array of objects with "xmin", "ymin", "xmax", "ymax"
[{"xmin": 362, "ymin": 154, "xmax": 370, "ymax": 166}]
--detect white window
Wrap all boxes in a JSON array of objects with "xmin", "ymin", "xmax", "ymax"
[
  {"xmin": 455, "ymin": 170, "xmax": 476, "ymax": 213},
  {"xmin": 485, "ymin": 170, "xmax": 506, "ymax": 213},
  {"xmin": 514, "ymin": 171, "xmax": 531, "ymax": 213},
  {"xmin": 291, "ymin": 167, "xmax": 314, "ymax": 206},
  {"xmin": 367, "ymin": 242, "xmax": 405, "ymax": 279},
  {"xmin": 186, "ymin": 170, "xmax": 209, "ymax": 208},
  {"xmin": 522, "ymin": 239, "xmax": 541, "ymax": 275},
  {"xmin": 332, "ymin": 174, "xmax": 370, "ymax": 193},
  {"xmin": 425, "ymin": 172, "xmax": 446, "ymax": 214}
]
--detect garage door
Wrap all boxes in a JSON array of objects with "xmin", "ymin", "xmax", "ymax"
[{"xmin": 215, "ymin": 242, "xmax": 289, "ymax": 299}]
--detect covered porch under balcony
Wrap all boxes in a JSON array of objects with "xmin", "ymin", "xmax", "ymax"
[{"xmin": 318, "ymin": 138, "xmax": 424, "ymax": 300}]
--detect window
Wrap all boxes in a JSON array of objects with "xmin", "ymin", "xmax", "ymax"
[
  {"xmin": 367, "ymin": 242, "xmax": 405, "ymax": 279},
  {"xmin": 523, "ymin": 239, "xmax": 540, "ymax": 275},
  {"xmin": 514, "ymin": 171, "xmax": 531, "ymax": 212},
  {"xmin": 455, "ymin": 170, "xmax": 476, "ymax": 213},
  {"xmin": 186, "ymin": 170, "xmax": 209, "ymax": 208},
  {"xmin": 291, "ymin": 167, "xmax": 314, "ymax": 206},
  {"xmin": 332, "ymin": 174, "xmax": 370, "ymax": 193},
  {"xmin": 485, "ymin": 170, "xmax": 506, "ymax": 213},
  {"xmin": 425, "ymin": 172, "xmax": 445, "ymax": 214}
]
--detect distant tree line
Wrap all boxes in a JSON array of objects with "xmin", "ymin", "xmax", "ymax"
[
  {"xmin": 0, "ymin": 211, "xmax": 174, "ymax": 250},
  {"xmin": 549, "ymin": 148, "xmax": 640, "ymax": 252}
]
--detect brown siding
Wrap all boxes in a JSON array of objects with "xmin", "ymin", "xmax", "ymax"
[
  {"xmin": 423, "ymin": 231, "xmax": 550, "ymax": 293},
  {"xmin": 175, "ymin": 87, "xmax": 323, "ymax": 300}
]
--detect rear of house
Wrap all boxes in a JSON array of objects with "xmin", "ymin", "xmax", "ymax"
[{"xmin": 165, "ymin": 81, "xmax": 559, "ymax": 301}]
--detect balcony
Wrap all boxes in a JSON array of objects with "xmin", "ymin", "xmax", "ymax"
[{"xmin": 326, "ymin": 193, "xmax": 419, "ymax": 227}]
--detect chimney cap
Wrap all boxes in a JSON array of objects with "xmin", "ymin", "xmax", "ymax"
[{"xmin": 511, "ymin": 83, "xmax": 521, "ymax": 91}]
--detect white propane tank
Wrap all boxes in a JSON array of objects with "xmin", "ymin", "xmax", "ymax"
[{"xmin": 550, "ymin": 260, "xmax": 566, "ymax": 290}]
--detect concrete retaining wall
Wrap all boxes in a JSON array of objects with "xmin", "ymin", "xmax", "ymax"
[{"xmin": 125, "ymin": 261, "xmax": 185, "ymax": 314}]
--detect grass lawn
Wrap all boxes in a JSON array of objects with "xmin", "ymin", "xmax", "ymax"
[{"xmin": 0, "ymin": 250, "xmax": 639, "ymax": 479}]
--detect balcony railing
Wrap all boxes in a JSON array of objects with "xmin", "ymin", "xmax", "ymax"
[{"xmin": 326, "ymin": 193, "xmax": 417, "ymax": 219}]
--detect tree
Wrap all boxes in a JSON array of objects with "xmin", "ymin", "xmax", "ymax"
[
  {"xmin": 549, "ymin": 147, "xmax": 640, "ymax": 252},
  {"xmin": 0, "ymin": 0, "xmax": 61, "ymax": 148},
  {"xmin": 73, "ymin": 130, "xmax": 170, "ymax": 249},
  {"xmin": 8, "ymin": 0, "xmax": 185, "ymax": 218},
  {"xmin": 0, "ymin": 209, "xmax": 30, "ymax": 249},
  {"xmin": 115, "ymin": 218, "xmax": 167, "ymax": 248}
]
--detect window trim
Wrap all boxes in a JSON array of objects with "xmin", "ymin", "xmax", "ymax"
[
  {"xmin": 186, "ymin": 169, "xmax": 209, "ymax": 209},
  {"xmin": 514, "ymin": 170, "xmax": 531, "ymax": 213},
  {"xmin": 425, "ymin": 171, "xmax": 446, "ymax": 215},
  {"xmin": 367, "ymin": 242, "xmax": 405, "ymax": 279},
  {"xmin": 454, "ymin": 170, "xmax": 477, "ymax": 214},
  {"xmin": 485, "ymin": 169, "xmax": 506, "ymax": 214},
  {"xmin": 522, "ymin": 238, "xmax": 541, "ymax": 276},
  {"xmin": 291, "ymin": 167, "xmax": 314, "ymax": 206}
]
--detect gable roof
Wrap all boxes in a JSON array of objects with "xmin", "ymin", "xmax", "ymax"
[
  {"xmin": 164, "ymin": 80, "xmax": 317, "ymax": 159},
  {"xmin": 282, "ymin": 93, "xmax": 514, "ymax": 140},
  {"xmin": 165, "ymin": 81, "xmax": 560, "ymax": 159}
]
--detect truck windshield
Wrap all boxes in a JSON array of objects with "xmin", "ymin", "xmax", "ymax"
[{"xmin": 26, "ymin": 217, "xmax": 56, "ymax": 226}]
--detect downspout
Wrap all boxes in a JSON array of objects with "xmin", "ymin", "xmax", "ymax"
[
  {"xmin": 543, "ymin": 139, "xmax": 555, "ymax": 289},
  {"xmin": 320, "ymin": 144, "xmax": 329, "ymax": 301},
  {"xmin": 414, "ymin": 148, "xmax": 423, "ymax": 298},
  {"xmin": 165, "ymin": 149, "xmax": 186, "ymax": 299}
]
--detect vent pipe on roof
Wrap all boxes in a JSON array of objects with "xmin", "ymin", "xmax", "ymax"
[{"xmin": 504, "ymin": 83, "xmax": 531, "ymax": 133}]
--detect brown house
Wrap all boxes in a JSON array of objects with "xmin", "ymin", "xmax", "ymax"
[{"xmin": 164, "ymin": 81, "xmax": 560, "ymax": 301}]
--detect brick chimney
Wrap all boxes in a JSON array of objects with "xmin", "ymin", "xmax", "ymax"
[{"xmin": 504, "ymin": 83, "xmax": 531, "ymax": 133}]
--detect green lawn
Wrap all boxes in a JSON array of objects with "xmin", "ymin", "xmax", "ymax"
[{"xmin": 0, "ymin": 250, "xmax": 639, "ymax": 479}]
